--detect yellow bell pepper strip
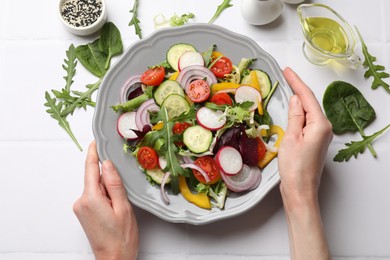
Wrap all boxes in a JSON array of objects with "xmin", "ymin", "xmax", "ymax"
[
  {"xmin": 152, "ymin": 121, "xmax": 164, "ymax": 130},
  {"xmin": 179, "ymin": 176, "xmax": 211, "ymax": 209},
  {"xmin": 169, "ymin": 71, "xmax": 179, "ymax": 81},
  {"xmin": 211, "ymin": 51, "xmax": 224, "ymax": 59},
  {"xmin": 210, "ymin": 82, "xmax": 241, "ymax": 95},
  {"xmin": 258, "ymin": 125, "xmax": 284, "ymax": 168},
  {"xmin": 250, "ymin": 70, "xmax": 264, "ymax": 115}
]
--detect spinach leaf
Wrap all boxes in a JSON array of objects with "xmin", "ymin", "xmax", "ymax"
[
  {"xmin": 323, "ymin": 81, "xmax": 375, "ymax": 135},
  {"xmin": 75, "ymin": 39, "xmax": 108, "ymax": 78},
  {"xmin": 323, "ymin": 81, "xmax": 382, "ymax": 161},
  {"xmin": 99, "ymin": 22, "xmax": 123, "ymax": 69}
]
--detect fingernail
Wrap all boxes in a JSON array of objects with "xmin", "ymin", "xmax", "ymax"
[{"xmin": 102, "ymin": 160, "xmax": 114, "ymax": 172}]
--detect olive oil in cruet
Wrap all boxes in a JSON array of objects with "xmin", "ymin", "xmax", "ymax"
[{"xmin": 302, "ymin": 17, "xmax": 349, "ymax": 55}]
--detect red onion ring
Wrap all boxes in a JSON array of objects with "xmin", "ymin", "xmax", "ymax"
[
  {"xmin": 120, "ymin": 75, "xmax": 141, "ymax": 103},
  {"xmin": 181, "ymin": 163, "xmax": 211, "ymax": 183},
  {"xmin": 135, "ymin": 99, "xmax": 159, "ymax": 130},
  {"xmin": 221, "ymin": 164, "xmax": 261, "ymax": 192},
  {"xmin": 160, "ymin": 171, "xmax": 171, "ymax": 205},
  {"xmin": 182, "ymin": 156, "xmax": 194, "ymax": 164},
  {"xmin": 177, "ymin": 65, "xmax": 217, "ymax": 92}
]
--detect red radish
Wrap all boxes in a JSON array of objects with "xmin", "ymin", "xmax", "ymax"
[
  {"xmin": 234, "ymin": 85, "xmax": 262, "ymax": 111},
  {"xmin": 215, "ymin": 146, "xmax": 243, "ymax": 176},
  {"xmin": 196, "ymin": 107, "xmax": 226, "ymax": 130},
  {"xmin": 117, "ymin": 111, "xmax": 139, "ymax": 140},
  {"xmin": 178, "ymin": 51, "xmax": 204, "ymax": 71},
  {"xmin": 221, "ymin": 164, "xmax": 261, "ymax": 192},
  {"xmin": 158, "ymin": 157, "xmax": 167, "ymax": 170}
]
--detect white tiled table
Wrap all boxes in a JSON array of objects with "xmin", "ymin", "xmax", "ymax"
[{"xmin": 1, "ymin": 0, "xmax": 389, "ymax": 259}]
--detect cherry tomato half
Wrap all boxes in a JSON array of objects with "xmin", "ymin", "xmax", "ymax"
[
  {"xmin": 140, "ymin": 66, "xmax": 165, "ymax": 86},
  {"xmin": 210, "ymin": 56, "xmax": 233, "ymax": 78},
  {"xmin": 193, "ymin": 156, "xmax": 221, "ymax": 184},
  {"xmin": 186, "ymin": 79, "xmax": 210, "ymax": 102},
  {"xmin": 210, "ymin": 92, "xmax": 233, "ymax": 106},
  {"xmin": 172, "ymin": 122, "xmax": 192, "ymax": 135},
  {"xmin": 137, "ymin": 146, "xmax": 158, "ymax": 170},
  {"xmin": 256, "ymin": 137, "xmax": 267, "ymax": 162}
]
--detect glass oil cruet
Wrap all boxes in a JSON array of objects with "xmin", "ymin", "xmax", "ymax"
[{"xmin": 297, "ymin": 3, "xmax": 361, "ymax": 68}]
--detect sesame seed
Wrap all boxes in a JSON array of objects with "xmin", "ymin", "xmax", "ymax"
[{"xmin": 61, "ymin": 0, "xmax": 103, "ymax": 27}]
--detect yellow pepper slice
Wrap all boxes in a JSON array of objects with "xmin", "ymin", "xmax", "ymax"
[
  {"xmin": 250, "ymin": 71, "xmax": 264, "ymax": 115},
  {"xmin": 152, "ymin": 121, "xmax": 164, "ymax": 130},
  {"xmin": 258, "ymin": 125, "xmax": 284, "ymax": 168},
  {"xmin": 211, "ymin": 51, "xmax": 224, "ymax": 59},
  {"xmin": 169, "ymin": 71, "xmax": 179, "ymax": 81},
  {"xmin": 210, "ymin": 82, "xmax": 241, "ymax": 95},
  {"xmin": 179, "ymin": 176, "xmax": 211, "ymax": 210}
]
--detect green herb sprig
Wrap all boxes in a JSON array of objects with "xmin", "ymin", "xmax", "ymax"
[
  {"xmin": 209, "ymin": 0, "xmax": 233, "ymax": 24},
  {"xmin": 355, "ymin": 26, "xmax": 390, "ymax": 94},
  {"xmin": 129, "ymin": 0, "xmax": 142, "ymax": 39},
  {"xmin": 44, "ymin": 22, "xmax": 123, "ymax": 151}
]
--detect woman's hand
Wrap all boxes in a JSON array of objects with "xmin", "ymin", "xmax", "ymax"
[
  {"xmin": 279, "ymin": 67, "xmax": 333, "ymax": 207},
  {"xmin": 73, "ymin": 141, "xmax": 139, "ymax": 260},
  {"xmin": 278, "ymin": 67, "xmax": 333, "ymax": 260}
]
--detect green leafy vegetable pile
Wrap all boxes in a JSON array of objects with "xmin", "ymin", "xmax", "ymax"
[
  {"xmin": 323, "ymin": 81, "xmax": 390, "ymax": 162},
  {"xmin": 44, "ymin": 22, "xmax": 123, "ymax": 151}
]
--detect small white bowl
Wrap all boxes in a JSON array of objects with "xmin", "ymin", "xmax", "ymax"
[{"xmin": 58, "ymin": 0, "xmax": 108, "ymax": 36}]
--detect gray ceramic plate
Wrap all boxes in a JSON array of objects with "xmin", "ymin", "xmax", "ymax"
[{"xmin": 93, "ymin": 24, "xmax": 293, "ymax": 225}]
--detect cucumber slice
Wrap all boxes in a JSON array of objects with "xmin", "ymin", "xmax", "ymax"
[
  {"xmin": 241, "ymin": 69, "xmax": 271, "ymax": 98},
  {"xmin": 183, "ymin": 125, "xmax": 212, "ymax": 153},
  {"xmin": 161, "ymin": 94, "xmax": 190, "ymax": 119},
  {"xmin": 166, "ymin": 43, "xmax": 197, "ymax": 71},
  {"xmin": 154, "ymin": 80, "xmax": 184, "ymax": 105},
  {"xmin": 146, "ymin": 168, "xmax": 170, "ymax": 184}
]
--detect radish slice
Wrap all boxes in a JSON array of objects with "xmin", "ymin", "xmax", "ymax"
[
  {"xmin": 196, "ymin": 107, "xmax": 226, "ymax": 131},
  {"xmin": 215, "ymin": 146, "xmax": 243, "ymax": 176},
  {"xmin": 135, "ymin": 99, "xmax": 159, "ymax": 130},
  {"xmin": 221, "ymin": 164, "xmax": 261, "ymax": 192},
  {"xmin": 234, "ymin": 85, "xmax": 262, "ymax": 111},
  {"xmin": 117, "ymin": 111, "xmax": 139, "ymax": 140},
  {"xmin": 158, "ymin": 157, "xmax": 167, "ymax": 169},
  {"xmin": 181, "ymin": 163, "xmax": 211, "ymax": 183},
  {"xmin": 178, "ymin": 51, "xmax": 204, "ymax": 71}
]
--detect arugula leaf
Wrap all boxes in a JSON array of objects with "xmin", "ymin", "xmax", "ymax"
[
  {"xmin": 75, "ymin": 39, "xmax": 108, "ymax": 78},
  {"xmin": 355, "ymin": 26, "xmax": 390, "ymax": 93},
  {"xmin": 60, "ymin": 79, "xmax": 101, "ymax": 117},
  {"xmin": 129, "ymin": 0, "xmax": 142, "ymax": 39},
  {"xmin": 99, "ymin": 22, "xmax": 123, "ymax": 69},
  {"xmin": 209, "ymin": 0, "xmax": 233, "ymax": 24},
  {"xmin": 63, "ymin": 44, "xmax": 77, "ymax": 91},
  {"xmin": 334, "ymin": 123, "xmax": 390, "ymax": 162},
  {"xmin": 44, "ymin": 92, "xmax": 83, "ymax": 151},
  {"xmin": 162, "ymin": 108, "xmax": 185, "ymax": 194},
  {"xmin": 201, "ymin": 44, "xmax": 216, "ymax": 67}
]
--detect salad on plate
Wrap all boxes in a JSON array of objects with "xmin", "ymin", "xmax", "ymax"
[{"xmin": 111, "ymin": 43, "xmax": 284, "ymax": 210}]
